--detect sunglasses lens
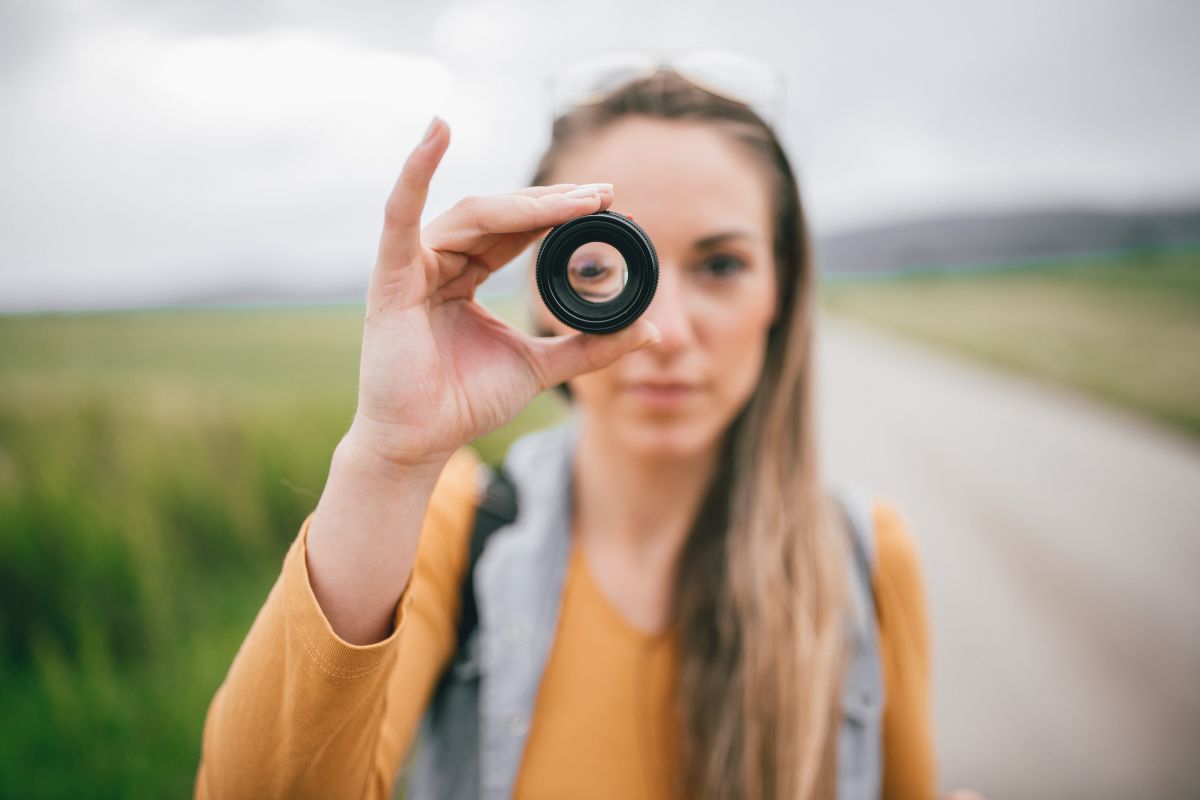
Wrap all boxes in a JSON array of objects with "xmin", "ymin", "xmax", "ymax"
[
  {"xmin": 673, "ymin": 49, "xmax": 782, "ymax": 109},
  {"xmin": 551, "ymin": 51, "xmax": 657, "ymax": 112}
]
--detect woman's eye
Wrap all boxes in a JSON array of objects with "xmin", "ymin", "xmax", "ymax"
[
  {"xmin": 699, "ymin": 254, "xmax": 747, "ymax": 277},
  {"xmin": 568, "ymin": 258, "xmax": 625, "ymax": 302},
  {"xmin": 574, "ymin": 261, "xmax": 609, "ymax": 280}
]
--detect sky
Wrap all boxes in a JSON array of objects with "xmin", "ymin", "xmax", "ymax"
[{"xmin": 1, "ymin": 0, "xmax": 1197, "ymax": 310}]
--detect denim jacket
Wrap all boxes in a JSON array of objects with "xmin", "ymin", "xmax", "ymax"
[{"xmin": 407, "ymin": 418, "xmax": 884, "ymax": 799}]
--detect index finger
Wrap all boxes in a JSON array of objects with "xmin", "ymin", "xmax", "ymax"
[
  {"xmin": 423, "ymin": 183, "xmax": 614, "ymax": 256},
  {"xmin": 513, "ymin": 183, "xmax": 580, "ymax": 198},
  {"xmin": 377, "ymin": 117, "xmax": 451, "ymax": 269}
]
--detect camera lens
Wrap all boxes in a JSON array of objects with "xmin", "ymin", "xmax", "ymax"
[{"xmin": 535, "ymin": 210, "xmax": 658, "ymax": 334}]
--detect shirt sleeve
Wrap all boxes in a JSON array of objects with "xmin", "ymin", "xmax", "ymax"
[
  {"xmin": 872, "ymin": 500, "xmax": 937, "ymax": 800},
  {"xmin": 194, "ymin": 446, "xmax": 481, "ymax": 800}
]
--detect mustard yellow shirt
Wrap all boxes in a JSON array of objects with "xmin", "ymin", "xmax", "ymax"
[{"xmin": 195, "ymin": 447, "xmax": 936, "ymax": 798}]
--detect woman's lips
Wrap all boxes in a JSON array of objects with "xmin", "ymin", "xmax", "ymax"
[{"xmin": 624, "ymin": 381, "xmax": 699, "ymax": 409}]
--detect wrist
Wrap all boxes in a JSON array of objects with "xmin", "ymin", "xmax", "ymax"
[{"xmin": 335, "ymin": 421, "xmax": 449, "ymax": 488}]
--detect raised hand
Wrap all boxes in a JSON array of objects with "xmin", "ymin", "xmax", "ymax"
[{"xmin": 348, "ymin": 117, "xmax": 660, "ymax": 472}]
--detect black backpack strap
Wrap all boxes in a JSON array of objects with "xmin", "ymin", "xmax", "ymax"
[{"xmin": 454, "ymin": 464, "xmax": 519, "ymax": 652}]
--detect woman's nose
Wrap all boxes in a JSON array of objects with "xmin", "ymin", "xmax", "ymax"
[{"xmin": 642, "ymin": 266, "xmax": 694, "ymax": 353}]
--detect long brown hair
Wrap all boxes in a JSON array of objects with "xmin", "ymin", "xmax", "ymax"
[{"xmin": 530, "ymin": 70, "xmax": 848, "ymax": 799}]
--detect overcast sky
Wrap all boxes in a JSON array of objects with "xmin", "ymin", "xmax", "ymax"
[{"xmin": 1, "ymin": 0, "xmax": 1197, "ymax": 310}]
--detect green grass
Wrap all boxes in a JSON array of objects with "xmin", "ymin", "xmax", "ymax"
[
  {"xmin": 0, "ymin": 300, "xmax": 565, "ymax": 798},
  {"xmin": 821, "ymin": 247, "xmax": 1200, "ymax": 441}
]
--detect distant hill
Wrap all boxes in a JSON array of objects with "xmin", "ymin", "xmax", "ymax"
[{"xmin": 815, "ymin": 205, "xmax": 1200, "ymax": 277}]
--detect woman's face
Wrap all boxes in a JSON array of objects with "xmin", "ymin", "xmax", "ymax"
[{"xmin": 533, "ymin": 116, "xmax": 778, "ymax": 460}]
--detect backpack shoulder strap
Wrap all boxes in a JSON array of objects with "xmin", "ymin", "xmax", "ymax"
[{"xmin": 454, "ymin": 463, "xmax": 519, "ymax": 652}]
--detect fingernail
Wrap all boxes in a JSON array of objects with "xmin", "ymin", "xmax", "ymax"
[
  {"xmin": 564, "ymin": 182, "xmax": 613, "ymax": 199},
  {"xmin": 421, "ymin": 116, "xmax": 440, "ymax": 145}
]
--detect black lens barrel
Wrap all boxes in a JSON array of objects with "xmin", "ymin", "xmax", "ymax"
[{"xmin": 535, "ymin": 210, "xmax": 658, "ymax": 334}]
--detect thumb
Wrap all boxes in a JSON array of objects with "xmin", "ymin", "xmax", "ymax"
[{"xmin": 528, "ymin": 319, "xmax": 661, "ymax": 390}]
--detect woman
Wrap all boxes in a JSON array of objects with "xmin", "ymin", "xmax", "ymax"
[{"xmin": 195, "ymin": 69, "xmax": 935, "ymax": 799}]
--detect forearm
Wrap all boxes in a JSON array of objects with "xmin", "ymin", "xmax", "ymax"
[
  {"xmin": 196, "ymin": 518, "xmax": 411, "ymax": 800},
  {"xmin": 306, "ymin": 425, "xmax": 447, "ymax": 646}
]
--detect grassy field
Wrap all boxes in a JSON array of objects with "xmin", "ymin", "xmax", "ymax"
[
  {"xmin": 821, "ymin": 247, "xmax": 1200, "ymax": 441},
  {"xmin": 0, "ymin": 302, "xmax": 565, "ymax": 798},
  {"xmin": 1, "ymin": 248, "xmax": 1195, "ymax": 796}
]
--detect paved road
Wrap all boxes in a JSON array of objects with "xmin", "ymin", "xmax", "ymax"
[{"xmin": 817, "ymin": 314, "xmax": 1200, "ymax": 800}]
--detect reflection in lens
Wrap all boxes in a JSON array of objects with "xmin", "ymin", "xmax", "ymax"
[{"xmin": 566, "ymin": 242, "xmax": 627, "ymax": 303}]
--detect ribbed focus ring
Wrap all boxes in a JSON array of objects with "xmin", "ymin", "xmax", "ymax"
[{"xmin": 534, "ymin": 210, "xmax": 659, "ymax": 334}]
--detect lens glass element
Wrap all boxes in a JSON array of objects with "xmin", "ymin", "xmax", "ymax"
[{"xmin": 566, "ymin": 242, "xmax": 628, "ymax": 303}]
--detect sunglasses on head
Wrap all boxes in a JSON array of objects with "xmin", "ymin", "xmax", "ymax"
[{"xmin": 546, "ymin": 48, "xmax": 786, "ymax": 126}]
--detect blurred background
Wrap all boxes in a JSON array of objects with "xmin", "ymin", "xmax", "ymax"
[{"xmin": 1, "ymin": 1, "xmax": 1197, "ymax": 797}]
